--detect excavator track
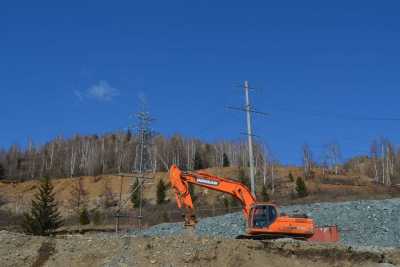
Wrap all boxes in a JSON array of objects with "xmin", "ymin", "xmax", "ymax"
[
  {"xmin": 236, "ymin": 234, "xmax": 307, "ymax": 241},
  {"xmin": 236, "ymin": 225, "xmax": 340, "ymax": 242}
]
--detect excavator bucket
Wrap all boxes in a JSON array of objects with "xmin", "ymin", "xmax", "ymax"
[{"xmin": 308, "ymin": 225, "xmax": 340, "ymax": 243}]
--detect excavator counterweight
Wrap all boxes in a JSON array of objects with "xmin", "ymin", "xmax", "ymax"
[{"xmin": 169, "ymin": 165, "xmax": 339, "ymax": 242}]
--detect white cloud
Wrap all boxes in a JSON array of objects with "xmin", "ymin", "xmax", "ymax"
[{"xmin": 87, "ymin": 80, "xmax": 119, "ymax": 101}]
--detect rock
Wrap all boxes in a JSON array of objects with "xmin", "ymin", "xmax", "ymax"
[{"xmin": 129, "ymin": 198, "xmax": 400, "ymax": 247}]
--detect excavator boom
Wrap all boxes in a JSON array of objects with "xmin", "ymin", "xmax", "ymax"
[{"xmin": 169, "ymin": 165, "xmax": 255, "ymax": 225}]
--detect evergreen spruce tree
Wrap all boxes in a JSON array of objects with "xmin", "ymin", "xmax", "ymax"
[
  {"xmin": 0, "ymin": 163, "xmax": 5, "ymax": 179},
  {"xmin": 193, "ymin": 151, "xmax": 204, "ymax": 170},
  {"xmin": 130, "ymin": 178, "xmax": 140, "ymax": 208},
  {"xmin": 22, "ymin": 176, "xmax": 63, "ymax": 235},
  {"xmin": 295, "ymin": 177, "xmax": 308, "ymax": 198},
  {"xmin": 223, "ymin": 153, "xmax": 230, "ymax": 167},
  {"xmin": 156, "ymin": 179, "xmax": 167, "ymax": 204}
]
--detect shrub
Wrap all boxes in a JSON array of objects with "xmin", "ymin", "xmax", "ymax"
[
  {"xmin": 79, "ymin": 208, "xmax": 90, "ymax": 225},
  {"xmin": 238, "ymin": 167, "xmax": 250, "ymax": 188},
  {"xmin": 130, "ymin": 178, "xmax": 140, "ymax": 208},
  {"xmin": 102, "ymin": 181, "xmax": 117, "ymax": 208},
  {"xmin": 229, "ymin": 196, "xmax": 240, "ymax": 208},
  {"xmin": 156, "ymin": 179, "xmax": 167, "ymax": 204},
  {"xmin": 221, "ymin": 197, "xmax": 230, "ymax": 211},
  {"xmin": 92, "ymin": 210, "xmax": 103, "ymax": 225}
]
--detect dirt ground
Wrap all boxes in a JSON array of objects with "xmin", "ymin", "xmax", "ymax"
[{"xmin": 0, "ymin": 230, "xmax": 399, "ymax": 267}]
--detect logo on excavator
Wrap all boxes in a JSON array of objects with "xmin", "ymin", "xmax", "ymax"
[{"xmin": 196, "ymin": 178, "xmax": 219, "ymax": 186}]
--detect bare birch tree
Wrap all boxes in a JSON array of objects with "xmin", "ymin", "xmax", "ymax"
[{"xmin": 302, "ymin": 144, "xmax": 313, "ymax": 179}]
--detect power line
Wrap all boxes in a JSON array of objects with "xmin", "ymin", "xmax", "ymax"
[{"xmin": 266, "ymin": 106, "xmax": 400, "ymax": 122}]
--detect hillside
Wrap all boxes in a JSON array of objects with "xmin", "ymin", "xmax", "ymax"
[{"xmin": 1, "ymin": 166, "xmax": 400, "ymax": 229}]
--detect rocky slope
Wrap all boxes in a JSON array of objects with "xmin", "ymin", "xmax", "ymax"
[{"xmin": 133, "ymin": 198, "xmax": 400, "ymax": 247}]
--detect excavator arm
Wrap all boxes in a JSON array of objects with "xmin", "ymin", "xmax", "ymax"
[{"xmin": 169, "ymin": 165, "xmax": 256, "ymax": 226}]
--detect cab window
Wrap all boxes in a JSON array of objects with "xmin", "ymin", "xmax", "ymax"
[{"xmin": 252, "ymin": 205, "xmax": 277, "ymax": 228}]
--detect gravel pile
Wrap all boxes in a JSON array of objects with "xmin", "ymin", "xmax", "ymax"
[{"xmin": 131, "ymin": 198, "xmax": 400, "ymax": 247}]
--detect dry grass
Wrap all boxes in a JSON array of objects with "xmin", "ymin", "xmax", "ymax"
[{"xmin": 1, "ymin": 166, "xmax": 400, "ymax": 231}]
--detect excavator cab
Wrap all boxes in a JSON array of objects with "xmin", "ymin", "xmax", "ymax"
[
  {"xmin": 243, "ymin": 203, "xmax": 317, "ymax": 240},
  {"xmin": 250, "ymin": 204, "xmax": 277, "ymax": 229}
]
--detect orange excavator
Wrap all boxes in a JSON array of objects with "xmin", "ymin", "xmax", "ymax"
[{"xmin": 169, "ymin": 165, "xmax": 339, "ymax": 242}]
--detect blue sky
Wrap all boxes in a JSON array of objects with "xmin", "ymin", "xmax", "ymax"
[{"xmin": 1, "ymin": 1, "xmax": 400, "ymax": 164}]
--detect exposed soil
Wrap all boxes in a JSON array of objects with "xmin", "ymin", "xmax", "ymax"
[
  {"xmin": 1, "ymin": 167, "xmax": 399, "ymax": 218},
  {"xmin": 0, "ymin": 230, "xmax": 399, "ymax": 267}
]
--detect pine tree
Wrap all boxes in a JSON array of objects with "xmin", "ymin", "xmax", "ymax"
[
  {"xmin": 223, "ymin": 153, "xmax": 230, "ymax": 167},
  {"xmin": 295, "ymin": 177, "xmax": 308, "ymax": 198},
  {"xmin": 156, "ymin": 179, "xmax": 167, "ymax": 204},
  {"xmin": 22, "ymin": 176, "xmax": 63, "ymax": 235},
  {"xmin": 130, "ymin": 178, "xmax": 140, "ymax": 208},
  {"xmin": 260, "ymin": 185, "xmax": 269, "ymax": 201},
  {"xmin": 193, "ymin": 151, "xmax": 204, "ymax": 170}
]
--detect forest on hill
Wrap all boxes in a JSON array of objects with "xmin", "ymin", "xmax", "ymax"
[
  {"xmin": 0, "ymin": 131, "xmax": 398, "ymax": 186},
  {"xmin": 0, "ymin": 131, "xmax": 266, "ymax": 181}
]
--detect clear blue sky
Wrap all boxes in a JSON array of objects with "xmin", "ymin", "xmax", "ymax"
[{"xmin": 1, "ymin": 1, "xmax": 400, "ymax": 164}]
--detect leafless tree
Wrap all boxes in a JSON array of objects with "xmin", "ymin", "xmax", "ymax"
[
  {"xmin": 101, "ymin": 180, "xmax": 117, "ymax": 209},
  {"xmin": 325, "ymin": 143, "xmax": 342, "ymax": 175},
  {"xmin": 0, "ymin": 130, "xmax": 273, "ymax": 181},
  {"xmin": 369, "ymin": 138, "xmax": 395, "ymax": 186},
  {"xmin": 302, "ymin": 143, "xmax": 313, "ymax": 179},
  {"xmin": 68, "ymin": 177, "xmax": 88, "ymax": 215}
]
